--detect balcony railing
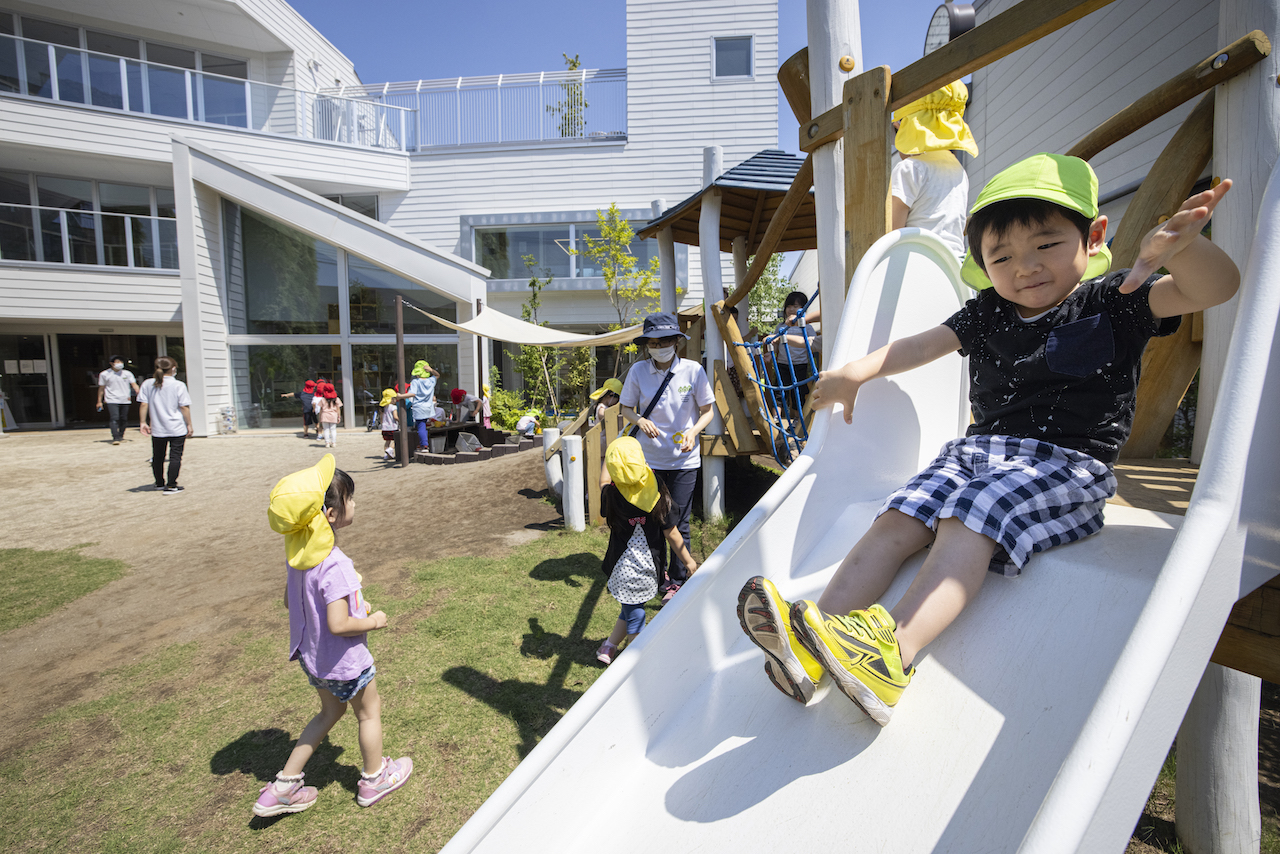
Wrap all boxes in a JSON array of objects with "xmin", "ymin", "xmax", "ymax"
[
  {"xmin": 0, "ymin": 203, "xmax": 178, "ymax": 269},
  {"xmin": 0, "ymin": 34, "xmax": 417, "ymax": 152},
  {"xmin": 330, "ymin": 68, "xmax": 627, "ymax": 150}
]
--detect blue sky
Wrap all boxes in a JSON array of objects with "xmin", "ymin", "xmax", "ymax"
[{"xmin": 292, "ymin": 0, "xmax": 949, "ymax": 156}]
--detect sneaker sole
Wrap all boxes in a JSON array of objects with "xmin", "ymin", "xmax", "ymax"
[
  {"xmin": 791, "ymin": 601, "xmax": 893, "ymax": 727},
  {"xmin": 357, "ymin": 767, "xmax": 411, "ymax": 807},
  {"xmin": 736, "ymin": 577, "xmax": 815, "ymax": 705},
  {"xmin": 252, "ymin": 798, "xmax": 315, "ymax": 817}
]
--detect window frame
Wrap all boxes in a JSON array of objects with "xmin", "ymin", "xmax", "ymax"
[{"xmin": 710, "ymin": 34, "xmax": 755, "ymax": 82}]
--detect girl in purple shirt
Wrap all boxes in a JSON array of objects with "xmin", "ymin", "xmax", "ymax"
[{"xmin": 256, "ymin": 454, "xmax": 413, "ymax": 816}]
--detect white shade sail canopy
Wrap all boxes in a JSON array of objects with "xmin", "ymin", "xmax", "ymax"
[{"xmin": 407, "ymin": 303, "xmax": 644, "ymax": 348}]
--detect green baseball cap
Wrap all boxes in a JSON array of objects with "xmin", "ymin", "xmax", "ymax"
[{"xmin": 961, "ymin": 153, "xmax": 1111, "ymax": 290}]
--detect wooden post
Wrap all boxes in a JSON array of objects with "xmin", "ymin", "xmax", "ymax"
[
  {"xmin": 732, "ymin": 235, "xmax": 749, "ymax": 334},
  {"xmin": 585, "ymin": 421, "xmax": 604, "ymax": 526},
  {"xmin": 711, "ymin": 300, "xmax": 767, "ymax": 433},
  {"xmin": 653, "ymin": 198, "xmax": 677, "ymax": 314},
  {"xmin": 843, "ymin": 66, "xmax": 893, "ymax": 284},
  {"xmin": 699, "ymin": 147, "xmax": 726, "ymax": 521},
  {"xmin": 396, "ymin": 296, "xmax": 409, "ymax": 466},
  {"xmin": 806, "ymin": 0, "xmax": 861, "ymax": 365},
  {"xmin": 713, "ymin": 359, "xmax": 758, "ymax": 454}
]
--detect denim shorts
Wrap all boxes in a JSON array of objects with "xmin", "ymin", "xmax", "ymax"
[{"xmin": 301, "ymin": 661, "xmax": 377, "ymax": 702}]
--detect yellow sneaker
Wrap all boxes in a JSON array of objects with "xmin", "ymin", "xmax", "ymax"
[
  {"xmin": 791, "ymin": 601, "xmax": 913, "ymax": 726},
  {"xmin": 737, "ymin": 576, "xmax": 825, "ymax": 704}
]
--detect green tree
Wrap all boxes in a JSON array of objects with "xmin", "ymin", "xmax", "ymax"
[
  {"xmin": 574, "ymin": 203, "xmax": 662, "ymax": 376},
  {"xmin": 745, "ymin": 253, "xmax": 792, "ymax": 335},
  {"xmin": 510, "ymin": 255, "xmax": 595, "ymax": 414},
  {"xmin": 546, "ymin": 52, "xmax": 588, "ymax": 139},
  {"xmin": 487, "ymin": 365, "xmax": 525, "ymax": 432}
]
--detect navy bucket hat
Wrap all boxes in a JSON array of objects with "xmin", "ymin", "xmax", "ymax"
[{"xmin": 635, "ymin": 312, "xmax": 688, "ymax": 342}]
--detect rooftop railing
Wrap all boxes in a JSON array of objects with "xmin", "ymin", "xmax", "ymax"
[
  {"xmin": 0, "ymin": 34, "xmax": 417, "ymax": 152},
  {"xmin": 330, "ymin": 68, "xmax": 627, "ymax": 150},
  {"xmin": 1, "ymin": 203, "xmax": 178, "ymax": 269}
]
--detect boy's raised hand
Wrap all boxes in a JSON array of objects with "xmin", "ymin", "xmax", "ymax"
[{"xmin": 1120, "ymin": 179, "xmax": 1232, "ymax": 293}]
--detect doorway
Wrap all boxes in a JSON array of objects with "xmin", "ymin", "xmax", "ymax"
[
  {"xmin": 0, "ymin": 334, "xmax": 55, "ymax": 426},
  {"xmin": 56, "ymin": 334, "xmax": 158, "ymax": 427}
]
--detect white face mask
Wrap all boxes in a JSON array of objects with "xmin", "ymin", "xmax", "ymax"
[
  {"xmin": 648, "ymin": 345, "xmax": 676, "ymax": 363},
  {"xmin": 112, "ymin": 363, "xmax": 123, "ymax": 371}
]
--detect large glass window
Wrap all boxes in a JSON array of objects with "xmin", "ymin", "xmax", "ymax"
[
  {"xmin": 477, "ymin": 225, "xmax": 570, "ymax": 279},
  {"xmin": 350, "ymin": 343, "xmax": 457, "ymax": 425},
  {"xmin": 99, "ymin": 183, "xmax": 151, "ymax": 267},
  {"xmin": 230, "ymin": 343, "xmax": 343, "ymax": 429},
  {"xmin": 348, "ymin": 255, "xmax": 456, "ymax": 335},
  {"xmin": 574, "ymin": 228, "xmax": 659, "ymax": 278},
  {"xmin": 239, "ymin": 209, "xmax": 340, "ymax": 334},
  {"xmin": 0, "ymin": 170, "xmax": 33, "ymax": 261},
  {"xmin": 37, "ymin": 176, "xmax": 94, "ymax": 264}
]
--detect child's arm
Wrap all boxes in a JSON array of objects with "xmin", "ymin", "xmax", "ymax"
[
  {"xmin": 891, "ymin": 196, "xmax": 910, "ymax": 230},
  {"xmin": 327, "ymin": 598, "xmax": 387, "ymax": 637},
  {"xmin": 665, "ymin": 527, "xmax": 699, "ymax": 576},
  {"xmin": 1122, "ymin": 180, "xmax": 1241, "ymax": 317},
  {"xmin": 811, "ymin": 325, "xmax": 961, "ymax": 423}
]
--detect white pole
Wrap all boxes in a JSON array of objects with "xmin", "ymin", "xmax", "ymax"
[
  {"xmin": 542, "ymin": 427, "xmax": 564, "ymax": 497},
  {"xmin": 699, "ymin": 146, "xmax": 726, "ymax": 521},
  {"xmin": 1176, "ymin": 664, "xmax": 1262, "ymax": 854},
  {"xmin": 732, "ymin": 235, "xmax": 749, "ymax": 335},
  {"xmin": 561, "ymin": 434, "xmax": 585, "ymax": 531},
  {"xmin": 806, "ymin": 0, "xmax": 862, "ymax": 366},
  {"xmin": 653, "ymin": 198, "xmax": 677, "ymax": 313},
  {"xmin": 1194, "ymin": 0, "xmax": 1280, "ymax": 462}
]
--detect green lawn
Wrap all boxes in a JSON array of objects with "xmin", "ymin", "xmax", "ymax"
[{"xmin": 0, "ymin": 544, "xmax": 128, "ymax": 633}]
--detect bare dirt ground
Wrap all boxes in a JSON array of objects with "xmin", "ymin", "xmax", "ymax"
[{"xmin": 0, "ymin": 427, "xmax": 560, "ymax": 746}]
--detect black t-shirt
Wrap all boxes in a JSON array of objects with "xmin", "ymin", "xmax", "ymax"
[
  {"xmin": 601, "ymin": 484, "xmax": 676, "ymax": 577},
  {"xmin": 942, "ymin": 272, "xmax": 1180, "ymax": 465}
]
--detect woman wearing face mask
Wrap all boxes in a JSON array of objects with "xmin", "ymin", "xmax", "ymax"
[
  {"xmin": 618, "ymin": 313, "xmax": 715, "ymax": 602},
  {"xmin": 96, "ymin": 355, "xmax": 140, "ymax": 445}
]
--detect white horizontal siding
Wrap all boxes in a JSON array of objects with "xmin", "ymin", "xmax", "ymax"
[
  {"xmin": 235, "ymin": 0, "xmax": 362, "ymax": 89},
  {"xmin": 0, "ymin": 98, "xmax": 411, "ymax": 192},
  {"xmin": 0, "ymin": 266, "xmax": 181, "ymax": 322},
  {"xmin": 967, "ymin": 0, "xmax": 1218, "ymax": 206},
  {"xmin": 191, "ymin": 182, "xmax": 231, "ymax": 420}
]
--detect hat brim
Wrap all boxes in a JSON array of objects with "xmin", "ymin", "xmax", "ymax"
[
  {"xmin": 268, "ymin": 454, "xmax": 336, "ymax": 570},
  {"xmin": 635, "ymin": 328, "xmax": 689, "ymax": 342},
  {"xmin": 961, "ymin": 243, "xmax": 1113, "ymax": 291}
]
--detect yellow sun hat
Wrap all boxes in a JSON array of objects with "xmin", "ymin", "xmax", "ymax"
[
  {"xmin": 960, "ymin": 153, "xmax": 1112, "ymax": 290},
  {"xmin": 411, "ymin": 360, "xmax": 432, "ymax": 378},
  {"xmin": 589, "ymin": 377, "xmax": 624, "ymax": 400},
  {"xmin": 379, "ymin": 388, "xmax": 397, "ymax": 407},
  {"xmin": 605, "ymin": 436, "xmax": 659, "ymax": 513},
  {"xmin": 268, "ymin": 453, "xmax": 336, "ymax": 570},
  {"xmin": 892, "ymin": 81, "xmax": 979, "ymax": 158}
]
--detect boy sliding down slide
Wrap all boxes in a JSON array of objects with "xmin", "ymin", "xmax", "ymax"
[{"xmin": 738, "ymin": 153, "xmax": 1240, "ymax": 726}]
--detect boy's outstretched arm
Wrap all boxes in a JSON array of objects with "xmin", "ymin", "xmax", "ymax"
[
  {"xmin": 811, "ymin": 325, "xmax": 961, "ymax": 424},
  {"xmin": 1122, "ymin": 180, "xmax": 1241, "ymax": 317}
]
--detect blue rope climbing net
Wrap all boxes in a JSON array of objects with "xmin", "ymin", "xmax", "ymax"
[{"xmin": 734, "ymin": 291, "xmax": 820, "ymax": 468}]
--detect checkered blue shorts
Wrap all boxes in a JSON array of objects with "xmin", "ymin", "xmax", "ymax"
[{"xmin": 879, "ymin": 435, "xmax": 1116, "ymax": 577}]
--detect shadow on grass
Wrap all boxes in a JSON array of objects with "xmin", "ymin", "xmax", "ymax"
[
  {"xmin": 1132, "ymin": 811, "xmax": 1178, "ymax": 850},
  {"xmin": 211, "ymin": 727, "xmax": 361, "ymax": 826},
  {"xmin": 442, "ymin": 551, "xmax": 608, "ymax": 758}
]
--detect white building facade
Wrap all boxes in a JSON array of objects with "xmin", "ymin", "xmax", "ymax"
[{"xmin": 0, "ymin": 0, "xmax": 777, "ymax": 434}]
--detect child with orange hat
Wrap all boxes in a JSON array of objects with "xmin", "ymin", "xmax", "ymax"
[
  {"xmin": 891, "ymin": 81, "xmax": 980, "ymax": 261},
  {"xmin": 596, "ymin": 437, "xmax": 699, "ymax": 665},
  {"xmin": 254, "ymin": 455, "xmax": 412, "ymax": 816}
]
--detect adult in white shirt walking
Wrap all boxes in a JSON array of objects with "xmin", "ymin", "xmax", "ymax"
[
  {"xmin": 619, "ymin": 313, "xmax": 715, "ymax": 600},
  {"xmin": 96, "ymin": 355, "xmax": 139, "ymax": 445},
  {"xmin": 137, "ymin": 356, "xmax": 193, "ymax": 494}
]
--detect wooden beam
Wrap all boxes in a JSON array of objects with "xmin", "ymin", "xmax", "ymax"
[
  {"xmin": 544, "ymin": 406, "xmax": 591, "ymax": 460},
  {"xmin": 746, "ymin": 192, "xmax": 767, "ymax": 251},
  {"xmin": 723, "ymin": 154, "xmax": 814, "ymax": 309},
  {"xmin": 713, "ymin": 359, "xmax": 759, "ymax": 454},
  {"xmin": 1067, "ymin": 31, "xmax": 1270, "ymax": 162},
  {"xmin": 844, "ymin": 66, "xmax": 893, "ymax": 284},
  {"xmin": 1109, "ymin": 92, "xmax": 1214, "ymax": 459},
  {"xmin": 800, "ymin": 0, "xmax": 1119, "ymax": 152},
  {"xmin": 711, "ymin": 300, "xmax": 770, "ymax": 433},
  {"xmin": 700, "ymin": 433, "xmax": 742, "ymax": 457},
  {"xmin": 778, "ymin": 47, "xmax": 812, "ymax": 125}
]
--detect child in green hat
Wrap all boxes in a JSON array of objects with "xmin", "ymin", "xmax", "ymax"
[{"xmin": 737, "ymin": 153, "xmax": 1240, "ymax": 725}]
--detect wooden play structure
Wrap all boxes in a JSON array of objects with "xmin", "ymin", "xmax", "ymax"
[{"xmin": 469, "ymin": 1, "xmax": 1280, "ymax": 852}]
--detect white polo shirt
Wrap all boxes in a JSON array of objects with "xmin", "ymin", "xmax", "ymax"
[
  {"xmin": 97, "ymin": 368, "xmax": 136, "ymax": 404},
  {"xmin": 136, "ymin": 377, "xmax": 192, "ymax": 438},
  {"xmin": 620, "ymin": 356, "xmax": 714, "ymax": 471}
]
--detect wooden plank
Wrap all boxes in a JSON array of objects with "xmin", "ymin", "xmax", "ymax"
[
  {"xmin": 586, "ymin": 421, "xmax": 604, "ymax": 527},
  {"xmin": 1067, "ymin": 31, "xmax": 1270, "ymax": 162},
  {"xmin": 711, "ymin": 300, "xmax": 770, "ymax": 432},
  {"xmin": 723, "ymin": 155, "xmax": 815, "ymax": 309},
  {"xmin": 544, "ymin": 406, "xmax": 591, "ymax": 460},
  {"xmin": 778, "ymin": 47, "xmax": 812, "ymax": 124},
  {"xmin": 603, "ymin": 401, "xmax": 620, "ymax": 448},
  {"xmin": 1211, "ymin": 621, "xmax": 1280, "ymax": 684},
  {"xmin": 699, "ymin": 433, "xmax": 742, "ymax": 457},
  {"xmin": 1191, "ymin": 309, "xmax": 1205, "ymax": 343},
  {"xmin": 746, "ymin": 192, "xmax": 767, "ymax": 251},
  {"xmin": 1108, "ymin": 92, "xmax": 1213, "ymax": 459},
  {"xmin": 684, "ymin": 317, "xmax": 703, "ymax": 361},
  {"xmin": 844, "ymin": 66, "xmax": 893, "ymax": 285},
  {"xmin": 713, "ymin": 359, "xmax": 760, "ymax": 454},
  {"xmin": 800, "ymin": 0, "xmax": 1119, "ymax": 152}
]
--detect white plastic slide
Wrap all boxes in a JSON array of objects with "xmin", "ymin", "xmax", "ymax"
[{"xmin": 442, "ymin": 164, "xmax": 1280, "ymax": 852}]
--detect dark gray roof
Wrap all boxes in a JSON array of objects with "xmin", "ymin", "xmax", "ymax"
[{"xmin": 638, "ymin": 149, "xmax": 816, "ymax": 254}]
